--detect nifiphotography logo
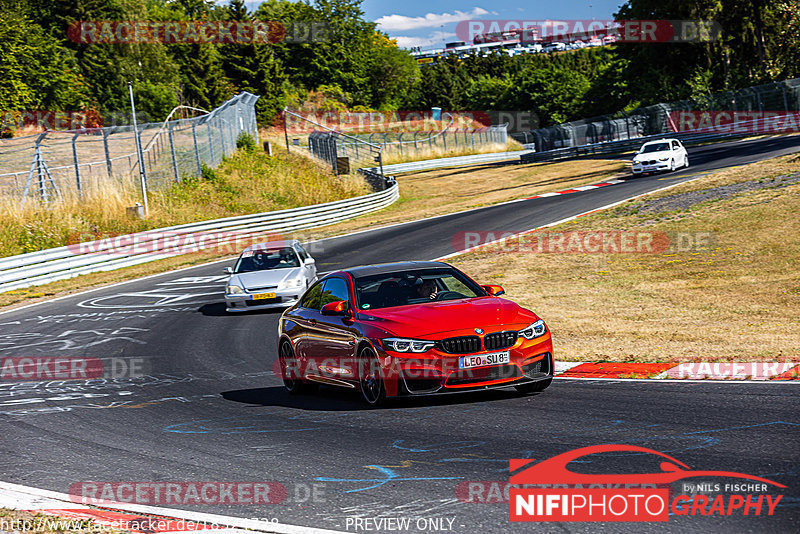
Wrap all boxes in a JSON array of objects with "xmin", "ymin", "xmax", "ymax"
[{"xmin": 509, "ymin": 444, "xmax": 786, "ymax": 522}]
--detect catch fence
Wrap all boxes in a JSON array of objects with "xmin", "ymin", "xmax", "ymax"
[
  {"xmin": 0, "ymin": 93, "xmax": 259, "ymax": 204},
  {"xmin": 512, "ymin": 78, "xmax": 800, "ymax": 150}
]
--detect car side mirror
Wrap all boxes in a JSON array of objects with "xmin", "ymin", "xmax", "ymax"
[
  {"xmin": 223, "ymin": 267, "xmax": 233, "ymax": 274},
  {"xmin": 482, "ymin": 284, "xmax": 505, "ymax": 296},
  {"xmin": 321, "ymin": 300, "xmax": 349, "ymax": 316},
  {"xmin": 304, "ymin": 257, "xmax": 315, "ymax": 265}
]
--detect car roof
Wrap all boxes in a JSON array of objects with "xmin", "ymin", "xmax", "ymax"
[
  {"xmin": 341, "ymin": 261, "xmax": 453, "ymax": 279},
  {"xmin": 243, "ymin": 239, "xmax": 300, "ymax": 252},
  {"xmin": 642, "ymin": 139, "xmax": 679, "ymax": 146}
]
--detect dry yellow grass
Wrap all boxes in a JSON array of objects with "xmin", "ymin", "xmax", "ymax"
[
  {"xmin": 451, "ymin": 154, "xmax": 800, "ymax": 362},
  {"xmin": 304, "ymin": 158, "xmax": 627, "ymax": 239},
  {"xmin": 0, "ymin": 150, "xmax": 367, "ymax": 257},
  {"xmin": 0, "ymin": 157, "xmax": 627, "ymax": 310},
  {"xmin": 0, "ymin": 508, "xmax": 126, "ymax": 534}
]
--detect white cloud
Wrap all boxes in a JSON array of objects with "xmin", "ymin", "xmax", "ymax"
[
  {"xmin": 394, "ymin": 31, "xmax": 457, "ymax": 49},
  {"xmin": 376, "ymin": 8, "xmax": 489, "ymax": 32}
]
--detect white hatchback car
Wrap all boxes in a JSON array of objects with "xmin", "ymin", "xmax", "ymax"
[
  {"xmin": 224, "ymin": 240, "xmax": 317, "ymax": 312},
  {"xmin": 631, "ymin": 139, "xmax": 689, "ymax": 176}
]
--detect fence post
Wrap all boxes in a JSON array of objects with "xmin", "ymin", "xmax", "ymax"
[
  {"xmin": 207, "ymin": 119, "xmax": 215, "ymax": 166},
  {"xmin": 191, "ymin": 122, "xmax": 202, "ymax": 176},
  {"xmin": 72, "ymin": 132, "xmax": 83, "ymax": 198},
  {"xmin": 398, "ymin": 133, "xmax": 403, "ymax": 154},
  {"xmin": 753, "ymin": 87, "xmax": 763, "ymax": 112},
  {"xmin": 168, "ymin": 122, "xmax": 180, "ymax": 183},
  {"xmin": 219, "ymin": 117, "xmax": 227, "ymax": 156},
  {"xmin": 777, "ymin": 83, "xmax": 788, "ymax": 111},
  {"xmin": 103, "ymin": 127, "xmax": 114, "ymax": 178}
]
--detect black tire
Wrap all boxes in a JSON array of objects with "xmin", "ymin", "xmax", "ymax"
[
  {"xmin": 279, "ymin": 341, "xmax": 313, "ymax": 394},
  {"xmin": 514, "ymin": 377, "xmax": 552, "ymax": 395},
  {"xmin": 669, "ymin": 159, "xmax": 676, "ymax": 172},
  {"xmin": 358, "ymin": 346, "xmax": 386, "ymax": 406}
]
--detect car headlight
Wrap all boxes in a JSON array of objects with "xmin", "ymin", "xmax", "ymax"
[
  {"xmin": 519, "ymin": 320, "xmax": 547, "ymax": 340},
  {"xmin": 382, "ymin": 338, "xmax": 435, "ymax": 353},
  {"xmin": 226, "ymin": 285, "xmax": 244, "ymax": 295},
  {"xmin": 278, "ymin": 278, "xmax": 305, "ymax": 290}
]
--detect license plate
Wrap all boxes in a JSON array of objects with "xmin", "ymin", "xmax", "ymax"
[
  {"xmin": 252, "ymin": 292, "xmax": 277, "ymax": 300},
  {"xmin": 459, "ymin": 351, "xmax": 510, "ymax": 369}
]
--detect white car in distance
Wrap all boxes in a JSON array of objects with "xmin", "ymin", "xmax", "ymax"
[
  {"xmin": 224, "ymin": 240, "xmax": 317, "ymax": 312},
  {"xmin": 631, "ymin": 138, "xmax": 689, "ymax": 176}
]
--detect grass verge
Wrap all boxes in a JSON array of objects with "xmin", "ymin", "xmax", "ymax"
[
  {"xmin": 0, "ymin": 149, "xmax": 367, "ymax": 257},
  {"xmin": 450, "ymin": 153, "xmax": 800, "ymax": 362},
  {"xmin": 0, "ymin": 508, "xmax": 125, "ymax": 534}
]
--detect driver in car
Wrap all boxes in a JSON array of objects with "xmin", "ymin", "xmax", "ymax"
[{"xmin": 415, "ymin": 278, "xmax": 438, "ymax": 300}]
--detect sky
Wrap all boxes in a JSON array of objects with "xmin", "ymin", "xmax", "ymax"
[
  {"xmin": 225, "ymin": 0, "xmax": 628, "ymax": 50},
  {"xmin": 363, "ymin": 1, "xmax": 628, "ymax": 49}
]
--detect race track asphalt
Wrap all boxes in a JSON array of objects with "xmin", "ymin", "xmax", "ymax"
[{"xmin": 1, "ymin": 134, "xmax": 799, "ymax": 533}]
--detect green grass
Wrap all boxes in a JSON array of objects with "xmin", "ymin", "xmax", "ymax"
[{"xmin": 0, "ymin": 149, "xmax": 369, "ymax": 257}]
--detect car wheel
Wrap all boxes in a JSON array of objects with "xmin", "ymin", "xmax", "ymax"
[
  {"xmin": 359, "ymin": 346, "xmax": 386, "ymax": 406},
  {"xmin": 279, "ymin": 341, "xmax": 311, "ymax": 394},
  {"xmin": 514, "ymin": 377, "xmax": 552, "ymax": 395},
  {"xmin": 684, "ymin": 156, "xmax": 689, "ymax": 168},
  {"xmin": 669, "ymin": 159, "xmax": 675, "ymax": 172}
]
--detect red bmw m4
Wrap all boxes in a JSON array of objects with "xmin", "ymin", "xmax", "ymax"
[{"xmin": 277, "ymin": 261, "xmax": 553, "ymax": 405}]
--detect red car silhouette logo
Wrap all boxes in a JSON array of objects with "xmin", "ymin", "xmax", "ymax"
[{"xmin": 510, "ymin": 444, "xmax": 786, "ymax": 487}]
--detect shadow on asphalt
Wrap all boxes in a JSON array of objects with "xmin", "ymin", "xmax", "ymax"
[
  {"xmin": 221, "ymin": 385, "xmax": 529, "ymax": 412},
  {"xmin": 198, "ymin": 302, "xmax": 284, "ymax": 317}
]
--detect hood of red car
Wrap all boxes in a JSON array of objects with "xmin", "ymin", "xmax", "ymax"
[{"xmin": 357, "ymin": 296, "xmax": 538, "ymax": 338}]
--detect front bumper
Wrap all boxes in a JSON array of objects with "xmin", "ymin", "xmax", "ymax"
[
  {"xmin": 632, "ymin": 161, "xmax": 670, "ymax": 174},
  {"xmin": 225, "ymin": 289, "xmax": 303, "ymax": 312},
  {"xmin": 381, "ymin": 335, "xmax": 554, "ymax": 396}
]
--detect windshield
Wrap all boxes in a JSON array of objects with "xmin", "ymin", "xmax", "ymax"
[
  {"xmin": 234, "ymin": 247, "xmax": 300, "ymax": 273},
  {"xmin": 640, "ymin": 142, "xmax": 670, "ymax": 153},
  {"xmin": 354, "ymin": 268, "xmax": 487, "ymax": 310}
]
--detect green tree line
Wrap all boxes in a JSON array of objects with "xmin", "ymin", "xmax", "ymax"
[{"xmin": 0, "ymin": 0, "xmax": 797, "ymax": 129}]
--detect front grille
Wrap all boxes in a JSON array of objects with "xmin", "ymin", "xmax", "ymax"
[
  {"xmin": 245, "ymin": 297, "xmax": 282, "ymax": 306},
  {"xmin": 245, "ymin": 285, "xmax": 278, "ymax": 292},
  {"xmin": 446, "ymin": 364, "xmax": 521, "ymax": 386},
  {"xmin": 439, "ymin": 336, "xmax": 481, "ymax": 354},
  {"xmin": 484, "ymin": 331, "xmax": 518, "ymax": 351}
]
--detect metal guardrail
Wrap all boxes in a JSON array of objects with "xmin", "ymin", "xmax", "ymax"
[
  {"xmin": 0, "ymin": 183, "xmax": 399, "ymax": 293},
  {"xmin": 376, "ymin": 150, "xmax": 532, "ymax": 174}
]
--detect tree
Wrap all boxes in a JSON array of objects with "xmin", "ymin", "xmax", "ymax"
[{"xmin": 0, "ymin": 7, "xmax": 88, "ymax": 111}]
